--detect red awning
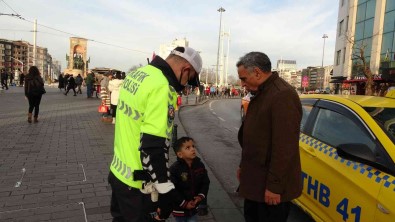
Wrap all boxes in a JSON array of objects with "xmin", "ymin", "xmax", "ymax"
[{"xmin": 343, "ymin": 78, "xmax": 386, "ymax": 83}]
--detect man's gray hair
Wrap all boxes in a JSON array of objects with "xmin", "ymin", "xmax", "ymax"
[{"xmin": 236, "ymin": 52, "xmax": 271, "ymax": 73}]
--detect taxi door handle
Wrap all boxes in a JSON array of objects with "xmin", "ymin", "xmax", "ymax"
[
  {"xmin": 302, "ymin": 146, "xmax": 317, "ymax": 157},
  {"xmin": 377, "ymin": 203, "xmax": 390, "ymax": 214}
]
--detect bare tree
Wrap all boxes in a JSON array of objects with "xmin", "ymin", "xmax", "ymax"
[
  {"xmin": 227, "ymin": 75, "xmax": 238, "ymax": 85},
  {"xmin": 199, "ymin": 68, "xmax": 217, "ymax": 85},
  {"xmin": 128, "ymin": 64, "xmax": 143, "ymax": 72},
  {"xmin": 345, "ymin": 33, "xmax": 379, "ymax": 96}
]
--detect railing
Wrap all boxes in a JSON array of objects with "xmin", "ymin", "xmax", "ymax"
[{"xmin": 181, "ymin": 92, "xmax": 245, "ymax": 106}]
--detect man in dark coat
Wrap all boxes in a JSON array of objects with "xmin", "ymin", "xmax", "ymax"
[
  {"xmin": 64, "ymin": 75, "xmax": 77, "ymax": 96},
  {"xmin": 236, "ymin": 52, "xmax": 302, "ymax": 222},
  {"xmin": 58, "ymin": 74, "xmax": 65, "ymax": 90},
  {"xmin": 20, "ymin": 73, "xmax": 25, "ymax": 86},
  {"xmin": 1, "ymin": 69, "xmax": 9, "ymax": 90}
]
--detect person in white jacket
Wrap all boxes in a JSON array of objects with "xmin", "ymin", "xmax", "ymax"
[{"xmin": 108, "ymin": 73, "xmax": 124, "ymax": 124}]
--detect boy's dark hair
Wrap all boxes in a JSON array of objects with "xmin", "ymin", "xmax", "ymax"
[{"xmin": 173, "ymin": 137, "xmax": 194, "ymax": 153}]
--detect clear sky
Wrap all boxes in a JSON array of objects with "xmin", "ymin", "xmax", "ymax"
[{"xmin": 0, "ymin": 0, "xmax": 338, "ymax": 76}]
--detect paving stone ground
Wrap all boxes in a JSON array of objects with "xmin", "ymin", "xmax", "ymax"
[{"xmin": 0, "ymin": 86, "xmax": 237, "ymax": 222}]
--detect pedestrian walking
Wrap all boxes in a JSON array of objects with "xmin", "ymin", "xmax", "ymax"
[
  {"xmin": 108, "ymin": 46, "xmax": 202, "ymax": 221},
  {"xmin": 1, "ymin": 69, "xmax": 9, "ymax": 90},
  {"xmin": 236, "ymin": 52, "xmax": 302, "ymax": 222},
  {"xmin": 19, "ymin": 72, "xmax": 25, "ymax": 87},
  {"xmin": 64, "ymin": 75, "xmax": 77, "ymax": 96},
  {"xmin": 75, "ymin": 74, "xmax": 83, "ymax": 94},
  {"xmin": 85, "ymin": 73, "xmax": 94, "ymax": 98},
  {"xmin": 63, "ymin": 74, "xmax": 69, "ymax": 91},
  {"xmin": 170, "ymin": 137, "xmax": 210, "ymax": 222},
  {"xmin": 100, "ymin": 74, "xmax": 111, "ymax": 120},
  {"xmin": 108, "ymin": 73, "xmax": 123, "ymax": 124},
  {"xmin": 15, "ymin": 69, "xmax": 20, "ymax": 86},
  {"xmin": 9, "ymin": 71, "xmax": 14, "ymax": 86},
  {"xmin": 58, "ymin": 74, "xmax": 65, "ymax": 91},
  {"xmin": 24, "ymin": 66, "xmax": 46, "ymax": 123}
]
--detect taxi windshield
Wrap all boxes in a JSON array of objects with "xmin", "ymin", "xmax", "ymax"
[{"xmin": 363, "ymin": 107, "xmax": 395, "ymax": 143}]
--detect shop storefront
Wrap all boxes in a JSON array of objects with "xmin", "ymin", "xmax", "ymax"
[{"xmin": 341, "ymin": 74, "xmax": 394, "ymax": 96}]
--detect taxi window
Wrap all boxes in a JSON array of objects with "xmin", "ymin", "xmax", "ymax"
[
  {"xmin": 301, "ymin": 105, "xmax": 313, "ymax": 131},
  {"xmin": 311, "ymin": 108, "xmax": 376, "ymax": 151},
  {"xmin": 364, "ymin": 107, "xmax": 395, "ymax": 142}
]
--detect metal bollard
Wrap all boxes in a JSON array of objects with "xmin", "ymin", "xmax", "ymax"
[{"xmin": 172, "ymin": 124, "xmax": 178, "ymax": 150}]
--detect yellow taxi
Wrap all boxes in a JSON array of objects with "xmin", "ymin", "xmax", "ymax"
[{"xmin": 295, "ymin": 93, "xmax": 395, "ymax": 222}]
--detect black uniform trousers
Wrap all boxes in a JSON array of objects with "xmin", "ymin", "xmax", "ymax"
[
  {"xmin": 108, "ymin": 171, "xmax": 156, "ymax": 222},
  {"xmin": 244, "ymin": 199, "xmax": 291, "ymax": 222}
]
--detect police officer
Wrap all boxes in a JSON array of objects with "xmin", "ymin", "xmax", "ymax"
[{"xmin": 108, "ymin": 46, "xmax": 202, "ymax": 221}]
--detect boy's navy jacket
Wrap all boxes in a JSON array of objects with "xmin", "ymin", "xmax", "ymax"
[{"xmin": 170, "ymin": 157, "xmax": 210, "ymax": 217}]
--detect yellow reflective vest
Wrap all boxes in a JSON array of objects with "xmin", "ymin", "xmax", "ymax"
[{"xmin": 110, "ymin": 65, "xmax": 177, "ymax": 189}]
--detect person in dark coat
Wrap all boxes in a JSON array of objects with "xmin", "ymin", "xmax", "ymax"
[
  {"xmin": 24, "ymin": 66, "xmax": 45, "ymax": 123},
  {"xmin": 64, "ymin": 75, "xmax": 77, "ymax": 96},
  {"xmin": 236, "ymin": 52, "xmax": 302, "ymax": 222},
  {"xmin": 63, "ymin": 74, "xmax": 69, "ymax": 91},
  {"xmin": 58, "ymin": 74, "xmax": 65, "ymax": 90},
  {"xmin": 85, "ymin": 73, "xmax": 95, "ymax": 98},
  {"xmin": 170, "ymin": 137, "xmax": 210, "ymax": 221},
  {"xmin": 1, "ymin": 69, "xmax": 9, "ymax": 90},
  {"xmin": 75, "ymin": 74, "xmax": 83, "ymax": 94},
  {"xmin": 19, "ymin": 73, "xmax": 25, "ymax": 87}
]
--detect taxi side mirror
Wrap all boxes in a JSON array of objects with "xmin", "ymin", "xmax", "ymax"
[{"xmin": 336, "ymin": 143, "xmax": 376, "ymax": 163}]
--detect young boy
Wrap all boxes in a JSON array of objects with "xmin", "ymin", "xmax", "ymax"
[{"xmin": 170, "ymin": 137, "xmax": 210, "ymax": 222}]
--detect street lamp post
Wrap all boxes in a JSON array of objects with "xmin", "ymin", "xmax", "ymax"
[
  {"xmin": 216, "ymin": 7, "xmax": 225, "ymax": 87},
  {"xmin": 10, "ymin": 56, "xmax": 24, "ymax": 86},
  {"xmin": 321, "ymin": 34, "xmax": 328, "ymax": 67},
  {"xmin": 10, "ymin": 56, "xmax": 24, "ymax": 74}
]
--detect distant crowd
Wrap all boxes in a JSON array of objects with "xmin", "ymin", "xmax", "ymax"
[
  {"xmin": 183, "ymin": 84, "xmax": 247, "ymax": 99},
  {"xmin": 57, "ymin": 72, "xmax": 126, "ymax": 124},
  {"xmin": 1, "ymin": 69, "xmax": 25, "ymax": 90}
]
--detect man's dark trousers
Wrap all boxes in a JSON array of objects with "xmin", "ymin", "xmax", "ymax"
[{"xmin": 244, "ymin": 199, "xmax": 291, "ymax": 222}]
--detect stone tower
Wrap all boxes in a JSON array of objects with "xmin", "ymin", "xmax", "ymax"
[{"xmin": 64, "ymin": 37, "xmax": 89, "ymax": 77}]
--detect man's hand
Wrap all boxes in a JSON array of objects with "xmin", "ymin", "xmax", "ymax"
[{"xmin": 264, "ymin": 189, "xmax": 281, "ymax": 205}]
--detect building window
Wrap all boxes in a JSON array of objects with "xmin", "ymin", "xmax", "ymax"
[
  {"xmin": 365, "ymin": 0, "xmax": 376, "ymax": 19},
  {"xmin": 386, "ymin": 0, "xmax": 395, "ymax": 12},
  {"xmin": 384, "ymin": 10, "xmax": 395, "ymax": 33},
  {"xmin": 343, "ymin": 47, "xmax": 346, "ymax": 64},
  {"xmin": 336, "ymin": 50, "xmax": 342, "ymax": 66},
  {"xmin": 356, "ymin": 2, "xmax": 367, "ymax": 23},
  {"xmin": 346, "ymin": 16, "xmax": 349, "ymax": 32},
  {"xmin": 380, "ymin": 32, "xmax": 394, "ymax": 58},
  {"xmin": 339, "ymin": 20, "xmax": 344, "ymax": 36},
  {"xmin": 364, "ymin": 18, "xmax": 374, "ymax": 38}
]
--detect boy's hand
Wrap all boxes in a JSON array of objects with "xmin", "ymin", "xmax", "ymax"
[
  {"xmin": 193, "ymin": 196, "xmax": 203, "ymax": 205},
  {"xmin": 185, "ymin": 200, "xmax": 196, "ymax": 209}
]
